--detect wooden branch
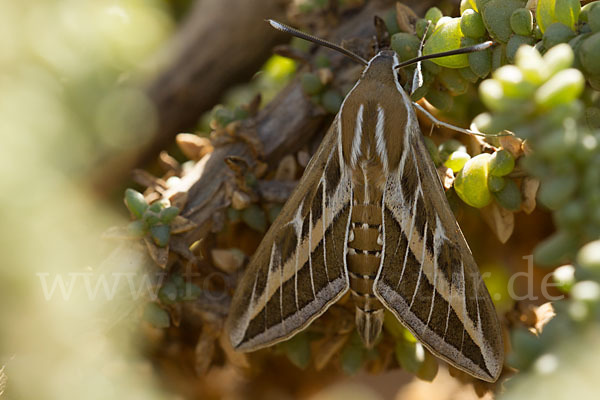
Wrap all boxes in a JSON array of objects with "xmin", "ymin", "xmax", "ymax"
[{"xmin": 91, "ymin": 0, "xmax": 291, "ymax": 195}]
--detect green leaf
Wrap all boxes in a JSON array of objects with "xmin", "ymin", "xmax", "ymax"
[
  {"xmin": 159, "ymin": 206, "xmax": 180, "ymax": 224},
  {"xmin": 281, "ymin": 332, "xmax": 311, "ymax": 369},
  {"xmin": 533, "ymin": 231, "xmax": 578, "ymax": 267},
  {"xmin": 241, "ymin": 204, "xmax": 267, "ymax": 232},
  {"xmin": 493, "ymin": 178, "xmax": 522, "ymax": 211},
  {"xmin": 124, "ymin": 188, "xmax": 148, "ymax": 219},
  {"xmin": 143, "ymin": 302, "xmax": 170, "ymax": 328},
  {"xmin": 395, "ymin": 340, "xmax": 424, "ymax": 374},
  {"xmin": 341, "ymin": 333, "xmax": 365, "ymax": 374},
  {"xmin": 150, "ymin": 224, "xmax": 171, "ymax": 247},
  {"xmin": 489, "ymin": 149, "xmax": 515, "ymax": 176}
]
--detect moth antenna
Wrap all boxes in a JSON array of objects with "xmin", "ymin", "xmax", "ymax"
[
  {"xmin": 266, "ymin": 19, "xmax": 369, "ymax": 66},
  {"xmin": 396, "ymin": 41, "xmax": 494, "ymax": 69}
]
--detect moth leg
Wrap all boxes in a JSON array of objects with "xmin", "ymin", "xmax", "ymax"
[{"xmin": 412, "ymin": 101, "xmax": 511, "ymax": 138}]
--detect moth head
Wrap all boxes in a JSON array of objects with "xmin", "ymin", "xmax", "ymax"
[{"xmin": 359, "ymin": 50, "xmax": 405, "ymax": 92}]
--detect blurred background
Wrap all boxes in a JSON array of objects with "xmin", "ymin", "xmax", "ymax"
[{"xmin": 1, "ymin": 0, "xmax": 600, "ymax": 399}]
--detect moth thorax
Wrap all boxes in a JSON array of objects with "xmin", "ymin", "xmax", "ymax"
[{"xmin": 347, "ymin": 201, "xmax": 385, "ymax": 347}]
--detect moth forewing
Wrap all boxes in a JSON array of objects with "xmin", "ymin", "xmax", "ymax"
[
  {"xmin": 226, "ymin": 118, "xmax": 353, "ymax": 351},
  {"xmin": 374, "ymin": 121, "xmax": 504, "ymax": 382}
]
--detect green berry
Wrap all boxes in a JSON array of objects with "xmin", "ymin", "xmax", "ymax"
[
  {"xmin": 542, "ymin": 23, "xmax": 576, "ymax": 50},
  {"xmin": 454, "ymin": 153, "xmax": 493, "ymax": 208},
  {"xmin": 461, "ymin": 9, "xmax": 486, "ymax": 38},
  {"xmin": 488, "ymin": 175, "xmax": 506, "ymax": 192},
  {"xmin": 300, "ymin": 72, "xmax": 323, "ymax": 95},
  {"xmin": 492, "ymin": 65, "xmax": 535, "ymax": 99},
  {"xmin": 579, "ymin": 32, "xmax": 600, "ymax": 75},
  {"xmin": 321, "ymin": 89, "xmax": 343, "ymax": 114},
  {"xmin": 384, "ymin": 10, "xmax": 400, "ymax": 35},
  {"xmin": 469, "ymin": 47, "xmax": 492, "ymax": 78},
  {"xmin": 423, "ymin": 137, "xmax": 442, "ymax": 166},
  {"xmin": 506, "ymin": 34, "xmax": 535, "ymax": 63},
  {"xmin": 586, "ymin": 2, "xmax": 600, "ymax": 32},
  {"xmin": 538, "ymin": 173, "xmax": 578, "ymax": 210},
  {"xmin": 577, "ymin": 240, "xmax": 600, "ymax": 271},
  {"xmin": 534, "ymin": 68, "xmax": 585, "ymax": 110},
  {"xmin": 492, "ymin": 178, "xmax": 521, "ymax": 211},
  {"xmin": 543, "ymin": 43, "xmax": 574, "ymax": 75},
  {"xmin": 391, "ymin": 33, "xmax": 421, "ymax": 61},
  {"xmin": 479, "ymin": 0, "xmax": 525, "ymax": 43},
  {"xmin": 459, "ymin": 66, "xmax": 479, "ymax": 83},
  {"xmin": 489, "ymin": 149, "xmax": 515, "ymax": 177},
  {"xmin": 460, "ymin": 0, "xmax": 475, "ymax": 14},
  {"xmin": 425, "ymin": 7, "xmax": 443, "ymax": 25},
  {"xmin": 438, "ymin": 68, "xmax": 469, "ymax": 95},
  {"xmin": 510, "ymin": 8, "xmax": 533, "ymax": 36},
  {"xmin": 479, "ymin": 79, "xmax": 510, "ymax": 112},
  {"xmin": 515, "ymin": 45, "xmax": 548, "ymax": 85},
  {"xmin": 425, "ymin": 87, "xmax": 453, "ymax": 111},
  {"xmin": 423, "ymin": 18, "xmax": 470, "ymax": 68},
  {"xmin": 439, "ymin": 139, "xmax": 466, "ymax": 159},
  {"xmin": 552, "ymin": 264, "xmax": 576, "ymax": 293},
  {"xmin": 242, "ymin": 204, "xmax": 267, "ymax": 232},
  {"xmin": 445, "ymin": 151, "xmax": 471, "ymax": 172}
]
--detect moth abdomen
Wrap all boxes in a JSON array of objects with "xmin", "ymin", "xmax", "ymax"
[{"xmin": 347, "ymin": 207, "xmax": 385, "ymax": 348}]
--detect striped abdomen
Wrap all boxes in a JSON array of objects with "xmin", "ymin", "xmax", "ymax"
[{"xmin": 348, "ymin": 193, "xmax": 385, "ymax": 348}]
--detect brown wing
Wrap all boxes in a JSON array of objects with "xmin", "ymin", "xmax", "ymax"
[
  {"xmin": 375, "ymin": 129, "xmax": 504, "ymax": 382},
  {"xmin": 226, "ymin": 119, "xmax": 353, "ymax": 351}
]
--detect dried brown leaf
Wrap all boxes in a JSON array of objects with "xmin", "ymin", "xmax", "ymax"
[
  {"xmin": 176, "ymin": 133, "xmax": 213, "ymax": 161},
  {"xmin": 437, "ymin": 166, "xmax": 455, "ymax": 190},
  {"xmin": 144, "ymin": 237, "xmax": 169, "ymax": 268},
  {"xmin": 481, "ymin": 202, "xmax": 515, "ymax": 243},
  {"xmin": 530, "ymin": 302, "xmax": 556, "ymax": 336},
  {"xmin": 396, "ymin": 2, "xmax": 418, "ymax": 34},
  {"xmin": 231, "ymin": 190, "xmax": 252, "ymax": 210},
  {"xmin": 521, "ymin": 177, "xmax": 540, "ymax": 214},
  {"xmin": 211, "ymin": 248, "xmax": 245, "ymax": 273},
  {"xmin": 158, "ymin": 151, "xmax": 180, "ymax": 172},
  {"xmin": 297, "ymin": 149, "xmax": 311, "ymax": 168},
  {"xmin": 317, "ymin": 68, "xmax": 334, "ymax": 86},
  {"xmin": 499, "ymin": 135, "xmax": 523, "ymax": 159},
  {"xmin": 274, "ymin": 154, "xmax": 297, "ymax": 181}
]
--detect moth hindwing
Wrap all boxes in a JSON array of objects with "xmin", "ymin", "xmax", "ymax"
[{"xmin": 226, "ymin": 50, "xmax": 503, "ymax": 382}]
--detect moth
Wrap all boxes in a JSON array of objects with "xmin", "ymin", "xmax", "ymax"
[{"xmin": 226, "ymin": 19, "xmax": 504, "ymax": 382}]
